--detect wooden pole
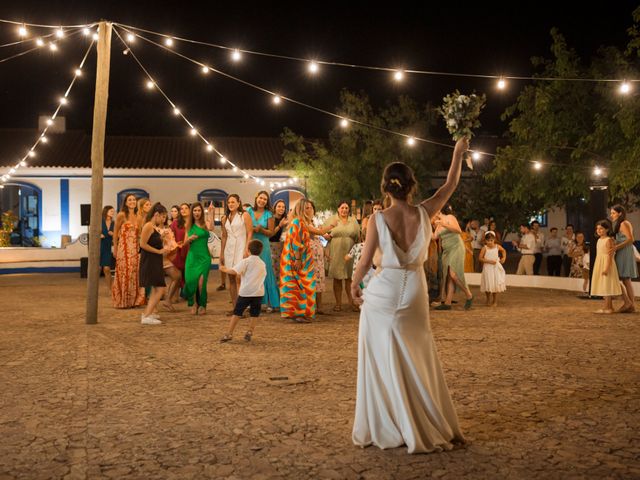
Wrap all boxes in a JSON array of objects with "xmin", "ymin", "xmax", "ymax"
[{"xmin": 86, "ymin": 21, "xmax": 112, "ymax": 325}]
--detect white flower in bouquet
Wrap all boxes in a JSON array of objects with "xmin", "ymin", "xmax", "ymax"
[
  {"xmin": 438, "ymin": 90, "xmax": 486, "ymax": 169},
  {"xmin": 313, "ymin": 209, "xmax": 334, "ymax": 228}
]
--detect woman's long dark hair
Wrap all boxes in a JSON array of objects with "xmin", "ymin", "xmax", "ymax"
[
  {"xmin": 177, "ymin": 203, "xmax": 190, "ymax": 229},
  {"xmin": 596, "ymin": 219, "xmax": 614, "ymax": 238},
  {"xmin": 191, "ymin": 201, "xmax": 206, "ymax": 227},
  {"xmin": 145, "ymin": 202, "xmax": 167, "ymax": 223},
  {"xmin": 119, "ymin": 194, "xmax": 138, "ymax": 215},
  {"xmin": 102, "ymin": 205, "xmax": 114, "ymax": 221},
  {"xmin": 224, "ymin": 194, "xmax": 243, "ymax": 218},
  {"xmin": 253, "ymin": 190, "xmax": 272, "ymax": 212},
  {"xmin": 272, "ymin": 199, "xmax": 286, "ymax": 219},
  {"xmin": 611, "ymin": 204, "xmax": 627, "ymax": 235}
]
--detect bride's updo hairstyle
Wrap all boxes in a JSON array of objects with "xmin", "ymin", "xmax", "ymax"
[{"xmin": 381, "ymin": 162, "xmax": 417, "ymax": 201}]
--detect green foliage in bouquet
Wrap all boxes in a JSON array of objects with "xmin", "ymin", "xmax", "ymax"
[{"xmin": 438, "ymin": 90, "xmax": 487, "ymax": 140}]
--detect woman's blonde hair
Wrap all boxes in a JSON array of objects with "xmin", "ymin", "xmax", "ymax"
[{"xmin": 291, "ymin": 198, "xmax": 311, "ymax": 221}]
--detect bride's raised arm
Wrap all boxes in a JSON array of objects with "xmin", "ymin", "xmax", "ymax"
[{"xmin": 421, "ymin": 137, "xmax": 469, "ymax": 218}]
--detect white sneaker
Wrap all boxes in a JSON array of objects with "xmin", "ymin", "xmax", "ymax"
[
  {"xmin": 141, "ymin": 315, "xmax": 162, "ymax": 325},
  {"xmin": 149, "ymin": 313, "xmax": 160, "ymax": 319}
]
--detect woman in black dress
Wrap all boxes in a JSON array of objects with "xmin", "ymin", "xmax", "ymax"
[
  {"xmin": 140, "ymin": 203, "xmax": 168, "ymax": 325},
  {"xmin": 100, "ymin": 205, "xmax": 115, "ymax": 292}
]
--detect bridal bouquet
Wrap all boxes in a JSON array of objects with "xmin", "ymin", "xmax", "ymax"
[{"xmin": 439, "ymin": 90, "xmax": 486, "ymax": 169}]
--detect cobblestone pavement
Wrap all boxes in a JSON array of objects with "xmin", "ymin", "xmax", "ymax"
[{"xmin": 0, "ymin": 273, "xmax": 638, "ymax": 479}]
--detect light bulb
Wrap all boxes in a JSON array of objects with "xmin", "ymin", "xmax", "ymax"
[
  {"xmin": 243, "ymin": 173, "xmax": 249, "ymax": 179},
  {"xmin": 28, "ymin": 151, "xmax": 35, "ymax": 158},
  {"xmin": 21, "ymin": 160, "xmax": 28, "ymax": 166},
  {"xmin": 173, "ymin": 107, "xmax": 180, "ymax": 115},
  {"xmin": 75, "ymin": 68, "xmax": 82, "ymax": 76},
  {"xmin": 497, "ymin": 77, "xmax": 507, "ymax": 90},
  {"xmin": 472, "ymin": 152, "xmax": 481, "ymax": 160},
  {"xmin": 231, "ymin": 49, "xmax": 242, "ymax": 62},
  {"xmin": 36, "ymin": 38, "xmax": 44, "ymax": 47},
  {"xmin": 206, "ymin": 144, "xmax": 214, "ymax": 152},
  {"xmin": 56, "ymin": 28, "xmax": 64, "ymax": 38},
  {"xmin": 49, "ymin": 43, "xmax": 58, "ymax": 51},
  {"xmin": 59, "ymin": 97, "xmax": 68, "ymax": 105},
  {"xmin": 308, "ymin": 61, "xmax": 319, "ymax": 74},
  {"xmin": 46, "ymin": 119, "xmax": 53, "ymax": 126},
  {"xmin": 201, "ymin": 65, "xmax": 210, "ymax": 74},
  {"xmin": 594, "ymin": 166, "xmax": 602, "ymax": 176},
  {"xmin": 19, "ymin": 25, "xmax": 28, "ymax": 37},
  {"xmin": 394, "ymin": 70, "xmax": 404, "ymax": 81},
  {"xmin": 340, "ymin": 118, "xmax": 349, "ymax": 128},
  {"xmin": 165, "ymin": 37, "xmax": 174, "ymax": 47},
  {"xmin": 260, "ymin": 180, "xmax": 265, "ymax": 186},
  {"xmin": 533, "ymin": 161, "xmax": 542, "ymax": 170},
  {"xmin": 406, "ymin": 137, "xmax": 416, "ymax": 146},
  {"xmin": 126, "ymin": 33, "xmax": 135, "ymax": 42},
  {"xmin": 220, "ymin": 156, "xmax": 227, "ymax": 164},
  {"xmin": 83, "ymin": 28, "xmax": 90, "ymax": 36},
  {"xmin": 232, "ymin": 166, "xmax": 238, "ymax": 172},
  {"xmin": 190, "ymin": 128, "xmax": 197, "ymax": 136},
  {"xmin": 273, "ymin": 95, "xmax": 282, "ymax": 105},
  {"xmin": 146, "ymin": 81, "xmax": 155, "ymax": 89},
  {"xmin": 619, "ymin": 81, "xmax": 631, "ymax": 94},
  {"xmin": 92, "ymin": 33, "xmax": 99, "ymax": 41},
  {"xmin": 9, "ymin": 168, "xmax": 16, "ymax": 174},
  {"xmin": 41, "ymin": 136, "xmax": 48, "ymax": 143}
]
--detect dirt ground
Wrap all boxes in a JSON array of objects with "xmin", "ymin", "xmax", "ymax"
[{"xmin": 0, "ymin": 272, "xmax": 638, "ymax": 480}]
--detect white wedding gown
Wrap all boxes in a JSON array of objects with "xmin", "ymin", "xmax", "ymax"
[{"xmin": 352, "ymin": 206, "xmax": 465, "ymax": 453}]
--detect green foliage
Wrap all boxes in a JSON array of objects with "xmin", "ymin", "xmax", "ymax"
[
  {"xmin": 0, "ymin": 210, "xmax": 17, "ymax": 247},
  {"xmin": 280, "ymin": 89, "xmax": 447, "ymax": 210},
  {"xmin": 438, "ymin": 90, "xmax": 487, "ymax": 140},
  {"xmin": 490, "ymin": 22, "xmax": 640, "ymax": 209}
]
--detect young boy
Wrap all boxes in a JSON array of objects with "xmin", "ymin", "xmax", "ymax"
[{"xmin": 219, "ymin": 239, "xmax": 266, "ymax": 342}]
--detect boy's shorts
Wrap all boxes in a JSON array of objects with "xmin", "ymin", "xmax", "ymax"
[{"xmin": 233, "ymin": 296, "xmax": 262, "ymax": 317}]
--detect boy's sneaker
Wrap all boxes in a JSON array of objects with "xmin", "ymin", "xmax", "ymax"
[
  {"xmin": 141, "ymin": 315, "xmax": 162, "ymax": 325},
  {"xmin": 244, "ymin": 331, "xmax": 253, "ymax": 342}
]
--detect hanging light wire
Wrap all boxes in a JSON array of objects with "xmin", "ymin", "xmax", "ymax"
[{"xmin": 0, "ymin": 27, "xmax": 87, "ymax": 64}]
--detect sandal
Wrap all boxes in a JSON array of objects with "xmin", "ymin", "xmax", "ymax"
[
  {"xmin": 464, "ymin": 295, "xmax": 474, "ymax": 310},
  {"xmin": 333, "ymin": 305, "xmax": 342, "ymax": 312},
  {"xmin": 220, "ymin": 333, "xmax": 232, "ymax": 343},
  {"xmin": 244, "ymin": 331, "xmax": 253, "ymax": 342},
  {"xmin": 351, "ymin": 304, "xmax": 360, "ymax": 312},
  {"xmin": 197, "ymin": 306, "xmax": 206, "ymax": 316}
]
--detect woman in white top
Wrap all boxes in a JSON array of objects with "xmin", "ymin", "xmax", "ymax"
[
  {"xmin": 220, "ymin": 194, "xmax": 253, "ymax": 308},
  {"xmin": 350, "ymin": 137, "xmax": 468, "ymax": 454}
]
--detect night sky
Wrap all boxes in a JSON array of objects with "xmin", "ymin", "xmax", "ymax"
[{"xmin": 0, "ymin": 1, "xmax": 637, "ymax": 140}]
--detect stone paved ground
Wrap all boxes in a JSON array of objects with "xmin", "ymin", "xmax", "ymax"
[{"xmin": 0, "ymin": 273, "xmax": 638, "ymax": 480}]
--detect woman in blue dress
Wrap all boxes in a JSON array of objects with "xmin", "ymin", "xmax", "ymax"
[
  {"xmin": 100, "ymin": 205, "xmax": 115, "ymax": 292},
  {"xmin": 247, "ymin": 191, "xmax": 280, "ymax": 312},
  {"xmin": 610, "ymin": 205, "xmax": 637, "ymax": 313}
]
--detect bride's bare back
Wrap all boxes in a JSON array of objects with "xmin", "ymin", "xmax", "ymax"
[{"xmin": 380, "ymin": 205, "xmax": 422, "ymax": 253}]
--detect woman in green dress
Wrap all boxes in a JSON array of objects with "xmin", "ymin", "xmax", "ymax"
[
  {"xmin": 324, "ymin": 201, "xmax": 361, "ymax": 311},
  {"xmin": 433, "ymin": 206, "xmax": 473, "ymax": 310},
  {"xmin": 182, "ymin": 202, "xmax": 212, "ymax": 315}
]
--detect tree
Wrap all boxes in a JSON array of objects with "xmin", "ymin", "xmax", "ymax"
[
  {"xmin": 281, "ymin": 89, "xmax": 448, "ymax": 210},
  {"xmin": 489, "ymin": 18, "xmax": 640, "ymax": 210}
]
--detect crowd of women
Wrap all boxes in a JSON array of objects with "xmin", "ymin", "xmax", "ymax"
[{"xmin": 99, "ymin": 191, "xmax": 365, "ymax": 324}]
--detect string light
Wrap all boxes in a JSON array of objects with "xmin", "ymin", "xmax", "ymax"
[
  {"xmin": 1, "ymin": 39, "xmax": 95, "ymax": 183},
  {"xmin": 18, "ymin": 25, "xmax": 27, "ymax": 37},
  {"xmin": 340, "ymin": 118, "xmax": 349, "ymax": 128},
  {"xmin": 92, "ymin": 32, "xmax": 99, "ymax": 41},
  {"xmin": 472, "ymin": 152, "xmax": 481, "ymax": 160},
  {"xmin": 619, "ymin": 81, "xmax": 631, "ymax": 94},
  {"xmin": 55, "ymin": 28, "xmax": 64, "ymax": 38},
  {"xmin": 126, "ymin": 33, "xmax": 136, "ymax": 42},
  {"xmin": 49, "ymin": 43, "xmax": 58, "ymax": 51},
  {"xmin": 533, "ymin": 161, "xmax": 542, "ymax": 170},
  {"xmin": 593, "ymin": 166, "xmax": 602, "ymax": 176},
  {"xmin": 406, "ymin": 136, "xmax": 416, "ymax": 146},
  {"xmin": 173, "ymin": 107, "xmax": 180, "ymax": 115},
  {"xmin": 190, "ymin": 128, "xmax": 198, "ymax": 136},
  {"xmin": 219, "ymin": 156, "xmax": 227, "ymax": 164},
  {"xmin": 75, "ymin": 68, "xmax": 82, "ymax": 76},
  {"xmin": 231, "ymin": 49, "xmax": 242, "ymax": 62},
  {"xmin": 164, "ymin": 37, "xmax": 174, "ymax": 47},
  {"xmin": 35, "ymin": 38, "xmax": 44, "ymax": 47},
  {"xmin": 113, "ymin": 21, "xmax": 637, "ymax": 87},
  {"xmin": 393, "ymin": 70, "xmax": 404, "ymax": 82},
  {"xmin": 272, "ymin": 94, "xmax": 282, "ymax": 105},
  {"xmin": 201, "ymin": 65, "xmax": 210, "ymax": 74},
  {"xmin": 83, "ymin": 28, "xmax": 90, "ymax": 36},
  {"xmin": 308, "ymin": 61, "xmax": 319, "ymax": 74},
  {"xmin": 206, "ymin": 144, "xmax": 214, "ymax": 152},
  {"xmin": 232, "ymin": 166, "xmax": 238, "ymax": 172},
  {"xmin": 146, "ymin": 80, "xmax": 155, "ymax": 89}
]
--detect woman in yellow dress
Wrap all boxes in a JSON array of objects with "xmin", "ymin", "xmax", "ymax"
[{"xmin": 461, "ymin": 220, "xmax": 474, "ymax": 273}]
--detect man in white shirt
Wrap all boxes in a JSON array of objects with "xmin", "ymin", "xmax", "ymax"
[
  {"xmin": 561, "ymin": 224, "xmax": 575, "ymax": 277},
  {"xmin": 219, "ymin": 239, "xmax": 267, "ymax": 342},
  {"xmin": 531, "ymin": 220, "xmax": 545, "ymax": 275},
  {"xmin": 513, "ymin": 223, "xmax": 536, "ymax": 275},
  {"xmin": 544, "ymin": 227, "xmax": 563, "ymax": 276}
]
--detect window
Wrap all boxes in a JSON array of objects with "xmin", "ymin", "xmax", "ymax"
[
  {"xmin": 0, "ymin": 182, "xmax": 42, "ymax": 247},
  {"xmin": 198, "ymin": 189, "xmax": 227, "ymax": 225},
  {"xmin": 116, "ymin": 188, "xmax": 149, "ymax": 211},
  {"xmin": 529, "ymin": 210, "xmax": 548, "ymax": 227}
]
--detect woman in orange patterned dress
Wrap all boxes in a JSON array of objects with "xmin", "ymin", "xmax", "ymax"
[
  {"xmin": 462, "ymin": 220, "xmax": 475, "ymax": 273},
  {"xmin": 112, "ymin": 194, "xmax": 146, "ymax": 308},
  {"xmin": 279, "ymin": 199, "xmax": 317, "ymax": 322}
]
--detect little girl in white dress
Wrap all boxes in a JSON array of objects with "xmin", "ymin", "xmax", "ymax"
[{"xmin": 479, "ymin": 231, "xmax": 507, "ymax": 306}]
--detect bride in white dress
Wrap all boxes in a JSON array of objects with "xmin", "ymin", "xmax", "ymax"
[{"xmin": 350, "ymin": 137, "xmax": 468, "ymax": 454}]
